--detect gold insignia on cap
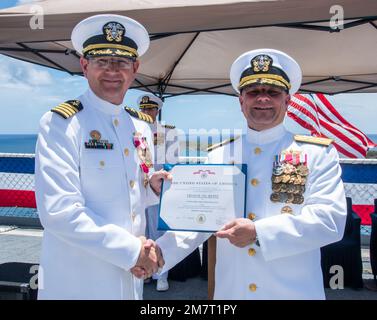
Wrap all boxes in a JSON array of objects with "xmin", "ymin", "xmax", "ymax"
[
  {"xmin": 142, "ymin": 96, "xmax": 150, "ymax": 104},
  {"xmin": 252, "ymin": 54, "xmax": 272, "ymax": 72},
  {"xmin": 103, "ymin": 21, "xmax": 125, "ymax": 42},
  {"xmin": 90, "ymin": 130, "xmax": 101, "ymax": 141}
]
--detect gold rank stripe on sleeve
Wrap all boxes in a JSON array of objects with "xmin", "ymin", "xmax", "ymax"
[
  {"xmin": 124, "ymin": 107, "xmax": 153, "ymax": 123},
  {"xmin": 294, "ymin": 135, "xmax": 333, "ymax": 147},
  {"xmin": 206, "ymin": 135, "xmax": 240, "ymax": 152},
  {"xmin": 51, "ymin": 100, "xmax": 83, "ymax": 119}
]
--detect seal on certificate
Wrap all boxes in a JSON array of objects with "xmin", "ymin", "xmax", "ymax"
[{"xmin": 196, "ymin": 214, "xmax": 206, "ymax": 224}]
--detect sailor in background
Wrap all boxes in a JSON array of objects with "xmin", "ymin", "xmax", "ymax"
[
  {"xmin": 137, "ymin": 93, "xmax": 179, "ymax": 291},
  {"xmin": 34, "ymin": 14, "xmax": 168, "ymax": 300},
  {"xmin": 151, "ymin": 49, "xmax": 347, "ymax": 299}
]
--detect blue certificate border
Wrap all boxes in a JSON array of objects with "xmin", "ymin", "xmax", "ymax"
[{"xmin": 157, "ymin": 163, "xmax": 247, "ymax": 232}]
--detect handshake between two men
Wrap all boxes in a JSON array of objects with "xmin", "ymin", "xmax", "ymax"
[
  {"xmin": 131, "ymin": 236, "xmax": 165, "ymax": 279},
  {"xmin": 130, "ymin": 169, "xmax": 258, "ymax": 279},
  {"xmin": 130, "ymin": 169, "xmax": 170, "ymax": 279},
  {"xmin": 131, "ymin": 217, "xmax": 258, "ymax": 279}
]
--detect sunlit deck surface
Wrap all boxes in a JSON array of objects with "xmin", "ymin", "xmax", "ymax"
[{"xmin": 0, "ymin": 226, "xmax": 376, "ymax": 300}]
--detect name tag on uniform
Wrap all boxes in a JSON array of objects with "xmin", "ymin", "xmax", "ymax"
[{"xmin": 84, "ymin": 130, "xmax": 114, "ymax": 150}]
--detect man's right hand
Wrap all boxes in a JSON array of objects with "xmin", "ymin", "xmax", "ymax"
[{"xmin": 131, "ymin": 237, "xmax": 164, "ymax": 279}]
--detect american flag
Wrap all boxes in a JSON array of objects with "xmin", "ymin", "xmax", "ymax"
[{"xmin": 288, "ymin": 93, "xmax": 376, "ymax": 158}]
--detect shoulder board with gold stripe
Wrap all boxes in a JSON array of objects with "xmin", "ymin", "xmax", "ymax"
[
  {"xmin": 51, "ymin": 100, "xmax": 83, "ymax": 119},
  {"xmin": 206, "ymin": 136, "xmax": 240, "ymax": 152},
  {"xmin": 294, "ymin": 135, "xmax": 333, "ymax": 147},
  {"xmin": 162, "ymin": 124, "xmax": 176, "ymax": 129},
  {"xmin": 125, "ymin": 107, "xmax": 153, "ymax": 124}
]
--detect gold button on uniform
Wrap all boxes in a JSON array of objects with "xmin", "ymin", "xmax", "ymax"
[
  {"xmin": 281, "ymin": 206, "xmax": 293, "ymax": 215},
  {"xmin": 254, "ymin": 147, "xmax": 262, "ymax": 155},
  {"xmin": 248, "ymin": 248, "xmax": 256, "ymax": 256},
  {"xmin": 114, "ymin": 119, "xmax": 119, "ymax": 126},
  {"xmin": 124, "ymin": 148, "xmax": 129, "ymax": 156},
  {"xmin": 251, "ymin": 179, "xmax": 259, "ymax": 186},
  {"xmin": 249, "ymin": 283, "xmax": 257, "ymax": 292},
  {"xmin": 99, "ymin": 160, "xmax": 105, "ymax": 167},
  {"xmin": 129, "ymin": 180, "xmax": 135, "ymax": 188},
  {"xmin": 248, "ymin": 213, "xmax": 256, "ymax": 220}
]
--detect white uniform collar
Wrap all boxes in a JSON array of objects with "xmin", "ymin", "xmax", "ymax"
[
  {"xmin": 84, "ymin": 87, "xmax": 123, "ymax": 115},
  {"xmin": 246, "ymin": 123, "xmax": 287, "ymax": 145}
]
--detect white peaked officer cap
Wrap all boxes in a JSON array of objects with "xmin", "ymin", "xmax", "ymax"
[
  {"xmin": 137, "ymin": 93, "xmax": 163, "ymax": 110},
  {"xmin": 71, "ymin": 14, "xmax": 150, "ymax": 59},
  {"xmin": 230, "ymin": 48, "xmax": 302, "ymax": 95}
]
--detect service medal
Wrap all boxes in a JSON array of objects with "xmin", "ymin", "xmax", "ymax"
[
  {"xmin": 280, "ymin": 184, "xmax": 288, "ymax": 193},
  {"xmin": 286, "ymin": 193, "xmax": 294, "ymax": 204},
  {"xmin": 271, "ymin": 150, "xmax": 309, "ymax": 204},
  {"xmin": 270, "ymin": 193, "xmax": 280, "ymax": 203},
  {"xmin": 293, "ymin": 194, "xmax": 304, "ymax": 204},
  {"xmin": 297, "ymin": 164, "xmax": 309, "ymax": 176},
  {"xmin": 282, "ymin": 175, "xmax": 291, "ymax": 183},
  {"xmin": 273, "ymin": 163, "xmax": 284, "ymax": 176}
]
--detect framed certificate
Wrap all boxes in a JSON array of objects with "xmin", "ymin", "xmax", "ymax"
[{"xmin": 158, "ymin": 164, "xmax": 247, "ymax": 232}]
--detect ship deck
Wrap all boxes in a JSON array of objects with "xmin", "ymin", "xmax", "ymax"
[{"xmin": 1, "ymin": 226, "xmax": 376, "ymax": 300}]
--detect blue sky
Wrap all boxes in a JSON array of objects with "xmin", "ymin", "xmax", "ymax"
[
  {"xmin": 1, "ymin": 0, "xmax": 28, "ymax": 9},
  {"xmin": 0, "ymin": 1, "xmax": 376, "ymax": 137}
]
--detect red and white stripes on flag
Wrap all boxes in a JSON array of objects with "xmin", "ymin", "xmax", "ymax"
[
  {"xmin": 0, "ymin": 154, "xmax": 36, "ymax": 208},
  {"xmin": 288, "ymin": 93, "xmax": 376, "ymax": 158}
]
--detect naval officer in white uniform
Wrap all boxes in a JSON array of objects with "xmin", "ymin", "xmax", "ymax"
[
  {"xmin": 137, "ymin": 93, "xmax": 180, "ymax": 291},
  {"xmin": 150, "ymin": 49, "xmax": 347, "ymax": 299},
  {"xmin": 35, "ymin": 14, "xmax": 168, "ymax": 300}
]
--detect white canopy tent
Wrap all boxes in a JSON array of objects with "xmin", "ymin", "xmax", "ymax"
[{"xmin": 0, "ymin": 0, "xmax": 377, "ymax": 97}]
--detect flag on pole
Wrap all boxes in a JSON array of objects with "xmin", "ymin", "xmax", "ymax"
[{"xmin": 288, "ymin": 93, "xmax": 376, "ymax": 158}]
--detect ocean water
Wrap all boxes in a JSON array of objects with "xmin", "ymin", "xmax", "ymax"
[
  {"xmin": 0, "ymin": 133, "xmax": 376, "ymax": 154},
  {"xmin": 0, "ymin": 133, "xmax": 223, "ymax": 157},
  {"xmin": 0, "ymin": 134, "xmax": 38, "ymax": 153}
]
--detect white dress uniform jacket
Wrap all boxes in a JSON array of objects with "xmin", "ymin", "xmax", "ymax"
[
  {"xmin": 35, "ymin": 88, "xmax": 159, "ymax": 300},
  {"xmin": 157, "ymin": 123, "xmax": 347, "ymax": 299}
]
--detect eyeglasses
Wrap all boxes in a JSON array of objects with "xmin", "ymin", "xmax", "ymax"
[{"xmin": 88, "ymin": 58, "xmax": 134, "ymax": 70}]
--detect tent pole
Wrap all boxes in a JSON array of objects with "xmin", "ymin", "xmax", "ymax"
[{"xmin": 159, "ymin": 32, "xmax": 200, "ymax": 95}]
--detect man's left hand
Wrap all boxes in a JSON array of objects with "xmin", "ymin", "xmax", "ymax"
[
  {"xmin": 149, "ymin": 170, "xmax": 173, "ymax": 195},
  {"xmin": 215, "ymin": 218, "xmax": 256, "ymax": 248}
]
